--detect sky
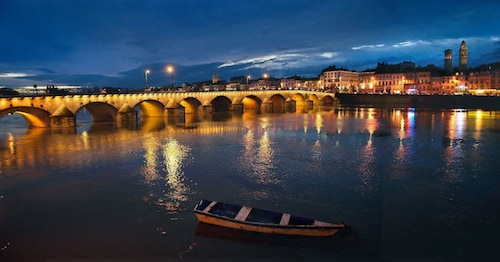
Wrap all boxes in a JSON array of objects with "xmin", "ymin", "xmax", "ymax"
[{"xmin": 1, "ymin": 0, "xmax": 499, "ymax": 88}]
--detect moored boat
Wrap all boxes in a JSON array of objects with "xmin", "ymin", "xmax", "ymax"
[{"xmin": 193, "ymin": 200, "xmax": 346, "ymax": 237}]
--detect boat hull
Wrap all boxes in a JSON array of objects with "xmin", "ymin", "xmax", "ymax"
[{"xmin": 194, "ymin": 200, "xmax": 344, "ymax": 237}]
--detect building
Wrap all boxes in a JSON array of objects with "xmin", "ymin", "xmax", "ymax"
[
  {"xmin": 320, "ymin": 67, "xmax": 360, "ymax": 93},
  {"xmin": 459, "ymin": 41, "xmax": 468, "ymax": 71},
  {"xmin": 444, "ymin": 49, "xmax": 453, "ymax": 75},
  {"xmin": 357, "ymin": 72, "xmax": 375, "ymax": 93}
]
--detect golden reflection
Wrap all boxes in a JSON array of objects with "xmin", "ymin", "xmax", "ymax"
[
  {"xmin": 8, "ymin": 133, "xmax": 15, "ymax": 154},
  {"xmin": 303, "ymin": 114, "xmax": 308, "ymax": 133},
  {"xmin": 80, "ymin": 131, "xmax": 89, "ymax": 150},
  {"xmin": 162, "ymin": 139, "xmax": 190, "ymax": 211},
  {"xmin": 142, "ymin": 134, "xmax": 160, "ymax": 182},
  {"xmin": 448, "ymin": 110, "xmax": 466, "ymax": 139},
  {"xmin": 315, "ymin": 113, "xmax": 323, "ymax": 134},
  {"xmin": 141, "ymin": 135, "xmax": 191, "ymax": 213},
  {"xmin": 240, "ymin": 123, "xmax": 279, "ymax": 185},
  {"xmin": 468, "ymin": 110, "xmax": 483, "ymax": 140}
]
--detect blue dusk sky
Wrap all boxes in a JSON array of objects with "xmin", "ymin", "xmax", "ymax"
[{"xmin": 0, "ymin": 0, "xmax": 499, "ymax": 88}]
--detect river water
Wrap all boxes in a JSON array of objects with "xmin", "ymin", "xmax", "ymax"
[{"xmin": 0, "ymin": 107, "xmax": 499, "ymax": 261}]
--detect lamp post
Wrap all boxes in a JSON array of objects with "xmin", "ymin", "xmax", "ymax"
[
  {"xmin": 246, "ymin": 75, "xmax": 251, "ymax": 89},
  {"xmin": 166, "ymin": 65, "xmax": 174, "ymax": 89},
  {"xmin": 263, "ymin": 73, "xmax": 268, "ymax": 89},
  {"xmin": 144, "ymin": 69, "xmax": 150, "ymax": 89}
]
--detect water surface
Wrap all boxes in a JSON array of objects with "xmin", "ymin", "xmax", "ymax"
[{"xmin": 1, "ymin": 108, "xmax": 499, "ymax": 260}]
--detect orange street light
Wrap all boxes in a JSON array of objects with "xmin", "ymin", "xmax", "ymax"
[
  {"xmin": 166, "ymin": 65, "xmax": 174, "ymax": 88},
  {"xmin": 144, "ymin": 69, "xmax": 150, "ymax": 88}
]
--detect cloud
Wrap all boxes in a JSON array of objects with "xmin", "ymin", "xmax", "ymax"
[
  {"xmin": 0, "ymin": 72, "xmax": 34, "ymax": 78},
  {"xmin": 393, "ymin": 40, "xmax": 431, "ymax": 48},
  {"xmin": 320, "ymin": 52, "xmax": 337, "ymax": 58},
  {"xmin": 352, "ymin": 44, "xmax": 385, "ymax": 50}
]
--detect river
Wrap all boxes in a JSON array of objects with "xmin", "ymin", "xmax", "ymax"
[{"xmin": 1, "ymin": 107, "xmax": 499, "ymax": 261}]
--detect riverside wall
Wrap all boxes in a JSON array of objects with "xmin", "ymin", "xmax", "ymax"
[{"xmin": 335, "ymin": 94, "xmax": 500, "ymax": 110}]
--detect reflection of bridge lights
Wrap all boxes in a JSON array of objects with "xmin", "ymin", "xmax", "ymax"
[
  {"xmin": 315, "ymin": 113, "xmax": 323, "ymax": 134},
  {"xmin": 80, "ymin": 131, "xmax": 89, "ymax": 150},
  {"xmin": 240, "ymin": 128, "xmax": 278, "ymax": 185},
  {"xmin": 7, "ymin": 132, "xmax": 15, "ymax": 154},
  {"xmin": 163, "ymin": 139, "xmax": 190, "ymax": 207},
  {"xmin": 143, "ymin": 134, "xmax": 160, "ymax": 183}
]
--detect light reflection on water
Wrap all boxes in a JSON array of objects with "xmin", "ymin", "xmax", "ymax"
[{"xmin": 0, "ymin": 108, "xmax": 500, "ymax": 260}]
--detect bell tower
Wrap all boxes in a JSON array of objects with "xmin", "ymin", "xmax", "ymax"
[
  {"xmin": 459, "ymin": 41, "xmax": 468, "ymax": 71},
  {"xmin": 444, "ymin": 49, "xmax": 453, "ymax": 75}
]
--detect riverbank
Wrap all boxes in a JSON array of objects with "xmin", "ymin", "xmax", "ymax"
[{"xmin": 335, "ymin": 93, "xmax": 500, "ymax": 110}]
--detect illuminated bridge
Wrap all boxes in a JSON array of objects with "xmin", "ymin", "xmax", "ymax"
[{"xmin": 0, "ymin": 90, "xmax": 336, "ymax": 128}]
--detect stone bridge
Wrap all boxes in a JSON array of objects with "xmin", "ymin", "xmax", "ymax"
[{"xmin": 0, "ymin": 90, "xmax": 336, "ymax": 128}]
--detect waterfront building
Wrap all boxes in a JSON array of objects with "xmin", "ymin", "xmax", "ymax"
[
  {"xmin": 257, "ymin": 76, "xmax": 280, "ymax": 90},
  {"xmin": 373, "ymin": 73, "xmax": 405, "ymax": 94},
  {"xmin": 438, "ymin": 74, "xmax": 467, "ymax": 94},
  {"xmin": 302, "ymin": 78, "xmax": 322, "ymax": 90},
  {"xmin": 358, "ymin": 71, "xmax": 375, "ymax": 93},
  {"xmin": 280, "ymin": 76, "xmax": 306, "ymax": 90},
  {"xmin": 468, "ymin": 71, "xmax": 493, "ymax": 95},
  {"xmin": 320, "ymin": 68, "xmax": 360, "ymax": 93},
  {"xmin": 403, "ymin": 71, "xmax": 432, "ymax": 94},
  {"xmin": 492, "ymin": 70, "xmax": 500, "ymax": 89}
]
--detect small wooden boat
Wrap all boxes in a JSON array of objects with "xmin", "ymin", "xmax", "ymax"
[{"xmin": 193, "ymin": 200, "xmax": 346, "ymax": 237}]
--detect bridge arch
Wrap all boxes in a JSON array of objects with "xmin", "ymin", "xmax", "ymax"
[
  {"xmin": 0, "ymin": 107, "xmax": 51, "ymax": 127},
  {"xmin": 268, "ymin": 94, "xmax": 286, "ymax": 113},
  {"xmin": 241, "ymin": 95, "xmax": 262, "ymax": 110},
  {"xmin": 80, "ymin": 102, "xmax": 118, "ymax": 122},
  {"xmin": 212, "ymin": 96, "xmax": 232, "ymax": 112},
  {"xmin": 321, "ymin": 95, "xmax": 335, "ymax": 106},
  {"xmin": 291, "ymin": 93, "xmax": 306, "ymax": 102},
  {"xmin": 135, "ymin": 100, "xmax": 165, "ymax": 118},
  {"xmin": 180, "ymin": 97, "xmax": 202, "ymax": 114}
]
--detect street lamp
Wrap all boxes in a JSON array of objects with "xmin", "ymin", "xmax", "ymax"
[
  {"xmin": 144, "ymin": 69, "xmax": 150, "ymax": 89},
  {"xmin": 166, "ymin": 65, "xmax": 174, "ymax": 89},
  {"xmin": 246, "ymin": 75, "xmax": 251, "ymax": 88},
  {"xmin": 263, "ymin": 73, "xmax": 268, "ymax": 89}
]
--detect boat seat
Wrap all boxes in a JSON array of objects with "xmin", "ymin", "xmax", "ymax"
[
  {"xmin": 235, "ymin": 206, "xmax": 252, "ymax": 221},
  {"xmin": 279, "ymin": 213, "xmax": 291, "ymax": 225},
  {"xmin": 202, "ymin": 201, "xmax": 217, "ymax": 213}
]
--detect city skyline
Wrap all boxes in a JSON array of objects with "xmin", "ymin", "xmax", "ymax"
[{"xmin": 1, "ymin": 0, "xmax": 499, "ymax": 88}]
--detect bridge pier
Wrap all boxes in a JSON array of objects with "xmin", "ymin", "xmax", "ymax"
[
  {"xmin": 50, "ymin": 105, "xmax": 76, "ymax": 127},
  {"xmin": 116, "ymin": 110, "xmax": 138, "ymax": 129},
  {"xmin": 285, "ymin": 100, "xmax": 296, "ymax": 113},
  {"xmin": 165, "ymin": 107, "xmax": 185, "ymax": 125},
  {"xmin": 231, "ymin": 103, "xmax": 243, "ymax": 114},
  {"xmin": 199, "ymin": 104, "xmax": 213, "ymax": 114},
  {"xmin": 50, "ymin": 115, "xmax": 76, "ymax": 128},
  {"xmin": 261, "ymin": 101, "xmax": 273, "ymax": 113}
]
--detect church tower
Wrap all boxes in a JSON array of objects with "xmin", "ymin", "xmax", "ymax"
[
  {"xmin": 212, "ymin": 70, "xmax": 220, "ymax": 84},
  {"xmin": 459, "ymin": 41, "xmax": 468, "ymax": 71},
  {"xmin": 444, "ymin": 49, "xmax": 453, "ymax": 75}
]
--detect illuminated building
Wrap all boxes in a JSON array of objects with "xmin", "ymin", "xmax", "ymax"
[
  {"xmin": 320, "ymin": 68, "xmax": 360, "ymax": 93},
  {"xmin": 444, "ymin": 49, "xmax": 453, "ymax": 75},
  {"xmin": 459, "ymin": 41, "xmax": 468, "ymax": 71}
]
